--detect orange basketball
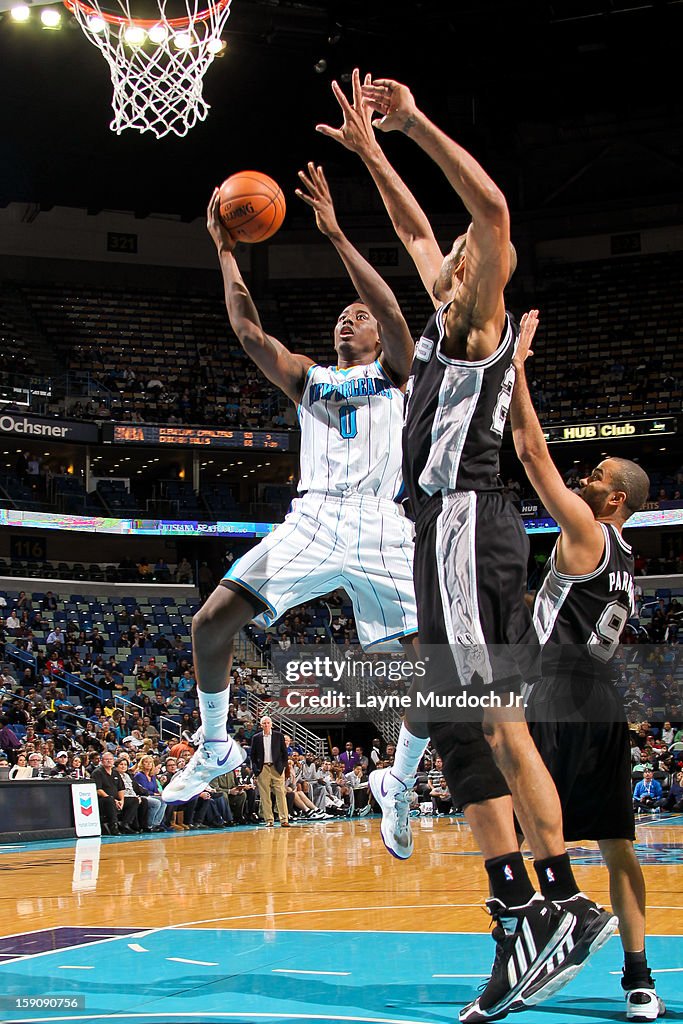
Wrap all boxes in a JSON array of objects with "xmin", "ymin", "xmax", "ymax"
[{"xmin": 218, "ymin": 171, "xmax": 286, "ymax": 243}]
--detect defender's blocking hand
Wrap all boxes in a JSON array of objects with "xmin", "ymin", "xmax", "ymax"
[{"xmin": 360, "ymin": 77, "xmax": 420, "ymax": 134}]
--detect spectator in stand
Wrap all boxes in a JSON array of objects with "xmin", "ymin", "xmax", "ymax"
[
  {"xmin": 137, "ymin": 558, "xmax": 153, "ymax": 580},
  {"xmin": 50, "ymin": 751, "xmax": 71, "ymax": 777},
  {"xmin": 633, "ymin": 769, "xmax": 664, "ymax": 814},
  {"xmin": 355, "ymin": 746, "xmax": 369, "ymax": 771},
  {"xmin": 43, "ymin": 592, "xmax": 58, "ymax": 612},
  {"xmin": 0, "ymin": 717, "xmax": 22, "ymax": 759},
  {"xmin": 214, "ymin": 769, "xmax": 248, "ymax": 823},
  {"xmin": 662, "ymin": 722, "xmax": 676, "ymax": 747},
  {"xmin": 369, "ymin": 738, "xmax": 382, "ymax": 769},
  {"xmin": 132, "ymin": 754, "xmax": 167, "ymax": 831},
  {"xmin": 91, "ymin": 751, "xmax": 128, "ymax": 835},
  {"xmin": 429, "ymin": 768, "xmax": 453, "ymax": 815},
  {"xmin": 177, "ymin": 669, "xmax": 196, "ymax": 694},
  {"xmin": 663, "ymin": 770, "xmax": 683, "ymax": 812},
  {"xmin": 149, "ymin": 693, "xmax": 167, "ymax": 723},
  {"xmin": 154, "ymin": 558, "xmax": 171, "ymax": 582},
  {"xmin": 26, "ymin": 752, "xmax": 47, "ymax": 778},
  {"xmin": 284, "ymin": 760, "xmax": 328, "ymax": 819},
  {"xmin": 166, "ymin": 689, "xmax": 184, "ymax": 714},
  {"xmin": 9, "ymin": 753, "xmax": 32, "ymax": 779},
  {"xmin": 197, "ymin": 562, "xmax": 214, "ymax": 603},
  {"xmin": 152, "ymin": 666, "xmax": 171, "ymax": 692},
  {"xmin": 46, "ymin": 626, "xmax": 65, "ymax": 648},
  {"xmin": 339, "ymin": 741, "xmax": 360, "ymax": 774},
  {"xmin": 345, "ymin": 764, "xmax": 371, "ymax": 815},
  {"xmin": 176, "ymin": 558, "xmax": 193, "ymax": 584},
  {"xmin": 70, "ymin": 755, "xmax": 88, "ymax": 780},
  {"xmin": 89, "ymin": 629, "xmax": 105, "ymax": 655},
  {"xmin": 5, "ymin": 609, "xmax": 20, "ymax": 633}
]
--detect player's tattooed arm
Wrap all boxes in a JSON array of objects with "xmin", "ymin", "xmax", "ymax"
[
  {"xmin": 511, "ymin": 311, "xmax": 604, "ymax": 565},
  {"xmin": 296, "ymin": 164, "xmax": 414, "ymax": 384},
  {"xmin": 207, "ymin": 189, "xmax": 312, "ymax": 404},
  {"xmin": 316, "ymin": 69, "xmax": 442, "ymax": 308}
]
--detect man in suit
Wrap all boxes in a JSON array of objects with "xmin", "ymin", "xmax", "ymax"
[{"xmin": 251, "ymin": 716, "xmax": 289, "ymax": 828}]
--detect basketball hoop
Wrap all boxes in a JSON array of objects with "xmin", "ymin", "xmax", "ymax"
[{"xmin": 64, "ymin": 0, "xmax": 233, "ymax": 138}]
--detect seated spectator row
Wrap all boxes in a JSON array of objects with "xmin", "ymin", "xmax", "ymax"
[{"xmin": 0, "ymin": 250, "xmax": 679, "ymax": 431}]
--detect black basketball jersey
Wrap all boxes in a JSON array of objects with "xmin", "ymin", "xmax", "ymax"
[
  {"xmin": 403, "ymin": 302, "xmax": 518, "ymax": 517},
  {"xmin": 533, "ymin": 521, "xmax": 635, "ymax": 662}
]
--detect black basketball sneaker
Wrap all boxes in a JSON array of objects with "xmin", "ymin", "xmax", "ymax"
[
  {"xmin": 459, "ymin": 894, "xmax": 574, "ymax": 1023},
  {"xmin": 459, "ymin": 892, "xmax": 618, "ymax": 1022}
]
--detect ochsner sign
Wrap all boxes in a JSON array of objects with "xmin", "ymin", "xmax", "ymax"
[{"xmin": 0, "ymin": 415, "xmax": 98, "ymax": 443}]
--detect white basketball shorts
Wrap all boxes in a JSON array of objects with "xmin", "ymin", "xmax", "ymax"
[{"xmin": 222, "ymin": 490, "xmax": 418, "ymax": 651}]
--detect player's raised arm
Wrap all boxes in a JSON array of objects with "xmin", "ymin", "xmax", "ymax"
[
  {"xmin": 510, "ymin": 311, "xmax": 603, "ymax": 558},
  {"xmin": 207, "ymin": 189, "xmax": 313, "ymax": 405},
  {"xmin": 362, "ymin": 76, "xmax": 510, "ymax": 350},
  {"xmin": 316, "ymin": 69, "xmax": 443, "ymax": 308},
  {"xmin": 295, "ymin": 162, "xmax": 414, "ymax": 385}
]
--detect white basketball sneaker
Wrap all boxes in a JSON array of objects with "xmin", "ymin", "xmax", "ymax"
[
  {"xmin": 162, "ymin": 736, "xmax": 246, "ymax": 803},
  {"xmin": 369, "ymin": 767, "xmax": 414, "ymax": 860},
  {"xmin": 625, "ymin": 988, "xmax": 666, "ymax": 1021}
]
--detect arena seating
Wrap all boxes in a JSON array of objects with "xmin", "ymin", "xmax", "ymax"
[{"xmin": 3, "ymin": 250, "xmax": 678, "ymax": 430}]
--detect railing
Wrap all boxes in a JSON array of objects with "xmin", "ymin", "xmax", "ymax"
[
  {"xmin": 52, "ymin": 669, "xmax": 106, "ymax": 707},
  {"xmin": 242, "ymin": 691, "xmax": 325, "ymax": 757},
  {"xmin": 4, "ymin": 642, "xmax": 37, "ymax": 671},
  {"xmin": 328, "ymin": 638, "xmax": 402, "ymax": 745},
  {"xmin": 111, "ymin": 694, "xmax": 181, "ymax": 742}
]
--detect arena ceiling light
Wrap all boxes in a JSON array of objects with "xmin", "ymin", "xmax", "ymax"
[
  {"xmin": 10, "ymin": 4, "xmax": 30, "ymax": 21},
  {"xmin": 40, "ymin": 7, "xmax": 61, "ymax": 27}
]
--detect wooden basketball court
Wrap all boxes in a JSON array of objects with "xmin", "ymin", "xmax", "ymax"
[{"xmin": 1, "ymin": 815, "xmax": 682, "ymax": 1023}]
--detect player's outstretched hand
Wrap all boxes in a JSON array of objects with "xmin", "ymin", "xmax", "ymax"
[
  {"xmin": 207, "ymin": 189, "xmax": 237, "ymax": 252},
  {"xmin": 295, "ymin": 163, "xmax": 341, "ymax": 238},
  {"xmin": 514, "ymin": 309, "xmax": 540, "ymax": 368},
  {"xmin": 360, "ymin": 77, "xmax": 419, "ymax": 134},
  {"xmin": 316, "ymin": 68, "xmax": 378, "ymax": 157}
]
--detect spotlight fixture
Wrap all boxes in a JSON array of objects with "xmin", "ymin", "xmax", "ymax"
[
  {"xmin": 10, "ymin": 4, "xmax": 30, "ymax": 22},
  {"xmin": 40, "ymin": 7, "xmax": 62, "ymax": 28},
  {"xmin": 207, "ymin": 37, "xmax": 226, "ymax": 55},
  {"xmin": 123, "ymin": 23, "xmax": 146, "ymax": 44},
  {"xmin": 87, "ymin": 14, "xmax": 106, "ymax": 32},
  {"xmin": 147, "ymin": 22, "xmax": 167, "ymax": 43},
  {"xmin": 314, "ymin": 58, "xmax": 327, "ymax": 73}
]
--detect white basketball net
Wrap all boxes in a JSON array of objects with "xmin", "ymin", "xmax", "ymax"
[{"xmin": 65, "ymin": 0, "xmax": 234, "ymax": 138}]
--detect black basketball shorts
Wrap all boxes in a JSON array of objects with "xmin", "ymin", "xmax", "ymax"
[
  {"xmin": 411, "ymin": 490, "xmax": 536, "ymax": 808},
  {"xmin": 529, "ymin": 680, "xmax": 635, "ymax": 842}
]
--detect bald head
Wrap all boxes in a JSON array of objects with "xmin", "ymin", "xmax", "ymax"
[{"xmin": 608, "ymin": 458, "xmax": 650, "ymax": 517}]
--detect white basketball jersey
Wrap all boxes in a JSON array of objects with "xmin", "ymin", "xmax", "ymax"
[{"xmin": 297, "ymin": 360, "xmax": 405, "ymax": 499}]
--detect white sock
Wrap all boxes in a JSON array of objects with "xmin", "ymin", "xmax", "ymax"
[
  {"xmin": 391, "ymin": 724, "xmax": 428, "ymax": 782},
  {"xmin": 198, "ymin": 688, "xmax": 231, "ymax": 742}
]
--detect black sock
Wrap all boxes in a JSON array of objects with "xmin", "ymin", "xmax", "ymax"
[
  {"xmin": 623, "ymin": 950, "xmax": 653, "ymax": 990},
  {"xmin": 534, "ymin": 852, "xmax": 580, "ymax": 902},
  {"xmin": 485, "ymin": 851, "xmax": 535, "ymax": 907}
]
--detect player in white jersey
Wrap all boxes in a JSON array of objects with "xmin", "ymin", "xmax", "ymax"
[{"xmin": 163, "ymin": 162, "xmax": 417, "ymax": 805}]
